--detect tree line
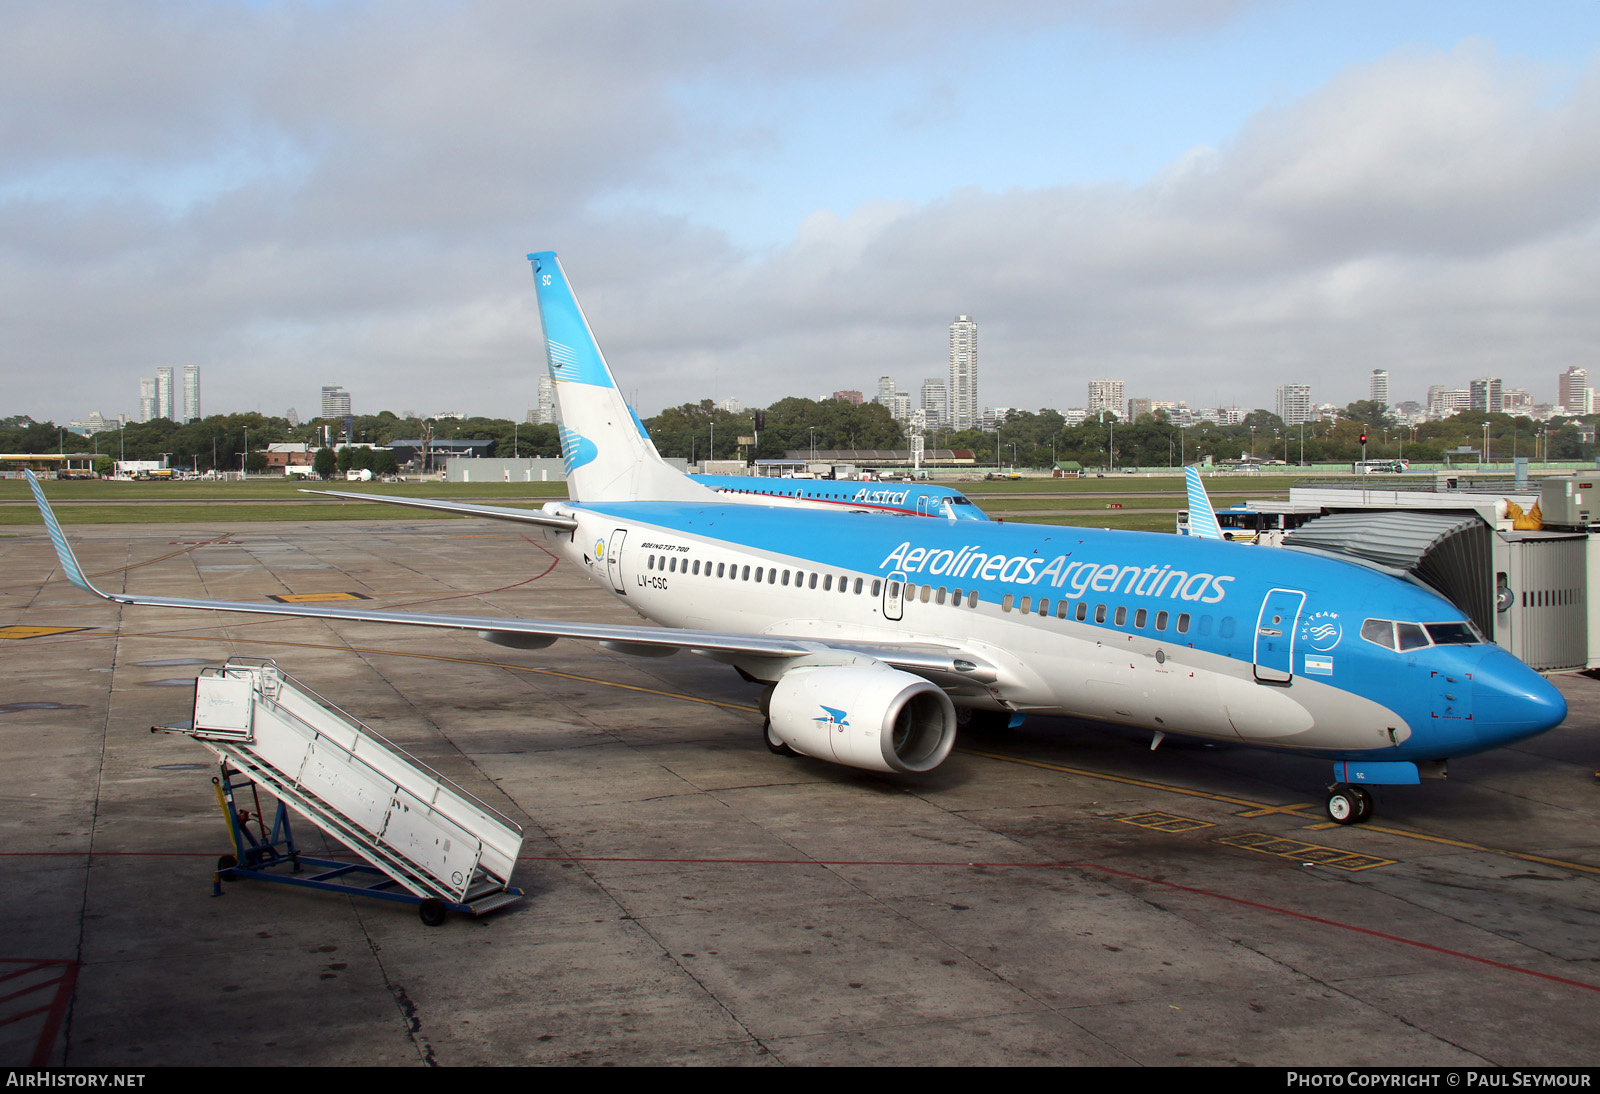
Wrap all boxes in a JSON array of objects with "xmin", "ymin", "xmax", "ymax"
[{"xmin": 5, "ymin": 400, "xmax": 1593, "ymax": 473}]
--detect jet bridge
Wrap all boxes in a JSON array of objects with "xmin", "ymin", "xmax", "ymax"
[
  {"xmin": 1283, "ymin": 509, "xmax": 1589, "ymax": 674},
  {"xmin": 173, "ymin": 659, "xmax": 525, "ymax": 924}
]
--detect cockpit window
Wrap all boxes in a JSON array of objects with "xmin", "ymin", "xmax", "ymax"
[
  {"xmin": 1363, "ymin": 617, "xmax": 1484, "ymax": 652},
  {"xmin": 1425, "ymin": 622, "xmax": 1481, "ymax": 645},
  {"xmin": 1396, "ymin": 623, "xmax": 1429, "ymax": 651}
]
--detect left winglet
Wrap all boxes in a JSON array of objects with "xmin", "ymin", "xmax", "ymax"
[{"xmin": 25, "ymin": 471, "xmax": 104, "ymax": 597}]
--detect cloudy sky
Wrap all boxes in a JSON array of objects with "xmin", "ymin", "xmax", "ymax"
[{"xmin": 4, "ymin": 1, "xmax": 1599, "ymax": 426}]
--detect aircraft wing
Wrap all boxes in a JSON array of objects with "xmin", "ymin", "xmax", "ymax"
[
  {"xmin": 26, "ymin": 473, "xmax": 993, "ymax": 683},
  {"xmin": 302, "ymin": 489, "xmax": 580, "ymax": 531}
]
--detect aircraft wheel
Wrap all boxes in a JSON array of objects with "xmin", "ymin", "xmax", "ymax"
[
  {"xmin": 1326, "ymin": 786, "xmax": 1364, "ymax": 826},
  {"xmin": 216, "ymin": 855, "xmax": 237, "ymax": 872},
  {"xmin": 1350, "ymin": 786, "xmax": 1374, "ymax": 822},
  {"xmin": 764, "ymin": 718, "xmax": 797, "ymax": 757},
  {"xmin": 418, "ymin": 898, "xmax": 448, "ymax": 927}
]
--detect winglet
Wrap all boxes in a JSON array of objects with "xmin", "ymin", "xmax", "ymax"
[
  {"xmin": 1184, "ymin": 465, "xmax": 1224, "ymax": 540},
  {"xmin": 25, "ymin": 470, "xmax": 104, "ymax": 596}
]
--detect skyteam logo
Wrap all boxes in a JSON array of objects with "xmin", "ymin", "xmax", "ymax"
[
  {"xmin": 1299, "ymin": 610, "xmax": 1343, "ymax": 652},
  {"xmin": 814, "ymin": 706, "xmax": 849, "ymax": 732}
]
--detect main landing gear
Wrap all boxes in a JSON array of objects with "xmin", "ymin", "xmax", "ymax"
[{"xmin": 1325, "ymin": 783, "xmax": 1374, "ymax": 825}]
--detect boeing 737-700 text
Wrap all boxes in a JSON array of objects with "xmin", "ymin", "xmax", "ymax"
[{"xmin": 26, "ymin": 251, "xmax": 1567, "ymax": 825}]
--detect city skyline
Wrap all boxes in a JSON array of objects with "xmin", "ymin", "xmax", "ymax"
[{"xmin": 5, "ymin": 5, "xmax": 1598, "ymax": 427}]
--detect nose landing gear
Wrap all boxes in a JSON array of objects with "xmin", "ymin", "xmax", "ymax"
[{"xmin": 1325, "ymin": 783, "xmax": 1374, "ymax": 825}]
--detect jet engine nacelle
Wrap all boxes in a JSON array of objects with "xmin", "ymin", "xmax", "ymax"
[{"xmin": 767, "ymin": 660, "xmax": 957, "ymax": 774}]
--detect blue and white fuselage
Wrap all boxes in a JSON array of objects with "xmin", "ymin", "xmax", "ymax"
[
  {"xmin": 689, "ymin": 474, "xmax": 989, "ymax": 520},
  {"xmin": 553, "ymin": 497, "xmax": 1562, "ymax": 768}
]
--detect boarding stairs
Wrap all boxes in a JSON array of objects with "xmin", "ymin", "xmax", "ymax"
[{"xmin": 171, "ymin": 658, "xmax": 524, "ymax": 923}]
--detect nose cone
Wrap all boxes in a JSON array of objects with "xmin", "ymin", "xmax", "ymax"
[{"xmin": 1472, "ymin": 648, "xmax": 1567, "ymax": 749}]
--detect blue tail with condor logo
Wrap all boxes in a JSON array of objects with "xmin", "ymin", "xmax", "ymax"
[
  {"xmin": 528, "ymin": 252, "xmax": 714, "ymax": 505},
  {"xmin": 1184, "ymin": 465, "xmax": 1224, "ymax": 540}
]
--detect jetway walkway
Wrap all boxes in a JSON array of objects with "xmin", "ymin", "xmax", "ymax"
[{"xmin": 168, "ymin": 659, "xmax": 525, "ymax": 925}]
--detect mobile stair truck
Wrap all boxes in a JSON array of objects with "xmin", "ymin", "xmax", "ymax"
[{"xmin": 167, "ymin": 658, "xmax": 525, "ymax": 926}]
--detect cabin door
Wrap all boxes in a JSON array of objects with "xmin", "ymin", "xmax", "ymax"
[
  {"xmin": 606, "ymin": 528, "xmax": 628, "ymax": 594},
  {"xmin": 1253, "ymin": 588, "xmax": 1305, "ymax": 683}
]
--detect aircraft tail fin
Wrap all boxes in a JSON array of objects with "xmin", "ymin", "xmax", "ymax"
[
  {"xmin": 528, "ymin": 252, "xmax": 713, "ymax": 504},
  {"xmin": 1184, "ymin": 465, "xmax": 1225, "ymax": 540}
]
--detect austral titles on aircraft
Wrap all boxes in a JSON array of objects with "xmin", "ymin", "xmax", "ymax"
[{"xmin": 26, "ymin": 250, "xmax": 1567, "ymax": 826}]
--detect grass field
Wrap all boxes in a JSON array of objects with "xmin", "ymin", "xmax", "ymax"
[{"xmin": 4, "ymin": 471, "xmax": 1286, "ymax": 529}]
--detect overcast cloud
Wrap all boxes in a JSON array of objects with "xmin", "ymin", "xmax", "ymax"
[{"xmin": 2, "ymin": 1, "xmax": 1597, "ymax": 425}]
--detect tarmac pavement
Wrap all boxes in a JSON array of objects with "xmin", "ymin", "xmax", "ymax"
[{"xmin": 2, "ymin": 518, "xmax": 1598, "ymax": 1067}]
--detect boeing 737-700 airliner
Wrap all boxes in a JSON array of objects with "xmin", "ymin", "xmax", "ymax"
[{"xmin": 26, "ymin": 251, "xmax": 1568, "ymax": 825}]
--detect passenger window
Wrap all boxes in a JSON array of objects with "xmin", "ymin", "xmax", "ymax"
[
  {"xmin": 1114, "ymin": 606, "xmax": 1127, "ymax": 626},
  {"xmin": 1056, "ymin": 601, "xmax": 1068, "ymax": 619},
  {"xmin": 1175, "ymin": 613, "xmax": 1187, "ymax": 633},
  {"xmin": 968, "ymin": 591, "xmax": 979, "ymax": 607},
  {"xmin": 1134, "ymin": 608, "xmax": 1147, "ymax": 628},
  {"xmin": 1075, "ymin": 601, "xmax": 1087, "ymax": 622},
  {"xmin": 1155, "ymin": 611, "xmax": 1167, "ymax": 631},
  {"xmin": 905, "ymin": 582, "xmax": 917, "ymax": 600},
  {"xmin": 1002, "ymin": 594, "xmax": 1014, "ymax": 612},
  {"xmin": 1018, "ymin": 596, "xmax": 1030, "ymax": 614},
  {"xmin": 920, "ymin": 585, "xmax": 930, "ymax": 603},
  {"xmin": 670, "ymin": 557, "xmax": 678, "ymax": 573},
  {"xmin": 1038, "ymin": 598, "xmax": 1049, "ymax": 617},
  {"xmin": 648, "ymin": 556, "xmax": 655, "ymax": 570},
  {"xmin": 1094, "ymin": 605, "xmax": 1107, "ymax": 624},
  {"xmin": 823, "ymin": 574, "xmax": 832, "ymax": 591},
  {"xmin": 754, "ymin": 566, "xmax": 763, "ymax": 582},
  {"xmin": 716, "ymin": 562, "xmax": 724, "ymax": 578},
  {"xmin": 936, "ymin": 587, "xmax": 947, "ymax": 605},
  {"xmin": 872, "ymin": 579, "xmax": 883, "ymax": 597},
  {"xmin": 693, "ymin": 560, "xmax": 700, "ymax": 575},
  {"xmin": 742, "ymin": 566, "xmax": 750, "ymax": 581}
]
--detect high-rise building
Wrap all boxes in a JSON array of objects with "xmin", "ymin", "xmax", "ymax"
[
  {"xmin": 875, "ymin": 376, "xmax": 896, "ymax": 406},
  {"xmin": 321, "ymin": 385, "xmax": 352, "ymax": 419},
  {"xmin": 920, "ymin": 378, "xmax": 947, "ymax": 430},
  {"xmin": 183, "ymin": 364, "xmax": 201, "ymax": 422},
  {"xmin": 1369, "ymin": 369, "xmax": 1389, "ymax": 409},
  {"xmin": 138, "ymin": 377, "xmax": 156, "ymax": 423},
  {"xmin": 155, "ymin": 367, "xmax": 175, "ymax": 421},
  {"xmin": 533, "ymin": 376, "xmax": 556, "ymax": 424},
  {"xmin": 1276, "ymin": 383, "xmax": 1311, "ymax": 426},
  {"xmin": 1428, "ymin": 387, "xmax": 1470, "ymax": 418},
  {"xmin": 948, "ymin": 316, "xmax": 977, "ymax": 432},
  {"xmin": 832, "ymin": 390, "xmax": 863, "ymax": 405},
  {"xmin": 1558, "ymin": 367, "xmax": 1590, "ymax": 415},
  {"xmin": 1469, "ymin": 378, "xmax": 1502, "ymax": 414},
  {"xmin": 1087, "ymin": 379, "xmax": 1123, "ymax": 418}
]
